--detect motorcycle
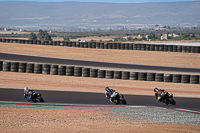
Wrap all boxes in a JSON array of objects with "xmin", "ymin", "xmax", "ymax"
[
  {"xmin": 113, "ymin": 93, "xmax": 127, "ymax": 105},
  {"xmin": 156, "ymin": 92, "xmax": 176, "ymax": 105},
  {"xmin": 105, "ymin": 90, "xmax": 127, "ymax": 105},
  {"xmin": 24, "ymin": 89, "xmax": 44, "ymax": 102}
]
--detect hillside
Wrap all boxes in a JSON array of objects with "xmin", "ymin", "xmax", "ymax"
[{"xmin": 0, "ymin": 1, "xmax": 200, "ymax": 30}]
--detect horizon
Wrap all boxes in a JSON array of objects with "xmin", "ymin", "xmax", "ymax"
[{"xmin": 0, "ymin": 0, "xmax": 197, "ymax": 3}]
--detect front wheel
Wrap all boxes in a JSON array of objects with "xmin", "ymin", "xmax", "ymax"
[
  {"xmin": 119, "ymin": 99, "xmax": 127, "ymax": 105},
  {"xmin": 39, "ymin": 97, "xmax": 44, "ymax": 102}
]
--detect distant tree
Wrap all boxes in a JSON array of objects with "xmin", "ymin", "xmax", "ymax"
[
  {"xmin": 127, "ymin": 36, "xmax": 133, "ymax": 41},
  {"xmin": 37, "ymin": 29, "xmax": 52, "ymax": 41},
  {"xmin": 181, "ymin": 34, "xmax": 190, "ymax": 39},
  {"xmin": 28, "ymin": 32, "xmax": 37, "ymax": 40}
]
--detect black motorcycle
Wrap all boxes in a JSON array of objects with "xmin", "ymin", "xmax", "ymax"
[
  {"xmin": 157, "ymin": 92, "xmax": 176, "ymax": 105},
  {"xmin": 105, "ymin": 90, "xmax": 127, "ymax": 105},
  {"xmin": 113, "ymin": 93, "xmax": 127, "ymax": 105},
  {"xmin": 24, "ymin": 89, "xmax": 44, "ymax": 102}
]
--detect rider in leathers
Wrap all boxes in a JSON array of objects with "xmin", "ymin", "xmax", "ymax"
[
  {"xmin": 24, "ymin": 87, "xmax": 36, "ymax": 100},
  {"xmin": 154, "ymin": 88, "xmax": 168, "ymax": 102},
  {"xmin": 105, "ymin": 87, "xmax": 118, "ymax": 103}
]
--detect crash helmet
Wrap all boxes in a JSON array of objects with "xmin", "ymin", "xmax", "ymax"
[
  {"xmin": 105, "ymin": 87, "xmax": 110, "ymax": 91},
  {"xmin": 24, "ymin": 87, "xmax": 28, "ymax": 91},
  {"xmin": 154, "ymin": 88, "xmax": 158, "ymax": 92}
]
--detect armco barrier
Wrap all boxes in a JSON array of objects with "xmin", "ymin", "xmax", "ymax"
[
  {"xmin": 1, "ymin": 38, "xmax": 200, "ymax": 53},
  {"xmin": 0, "ymin": 60, "xmax": 199, "ymax": 84}
]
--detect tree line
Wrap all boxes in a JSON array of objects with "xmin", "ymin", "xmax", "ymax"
[
  {"xmin": 0, "ymin": 29, "xmax": 200, "ymax": 42},
  {"xmin": 28, "ymin": 29, "xmax": 52, "ymax": 41}
]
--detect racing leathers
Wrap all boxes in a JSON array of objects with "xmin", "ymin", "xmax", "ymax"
[
  {"xmin": 154, "ymin": 88, "xmax": 167, "ymax": 102},
  {"xmin": 24, "ymin": 88, "xmax": 36, "ymax": 101},
  {"xmin": 110, "ymin": 91, "xmax": 119, "ymax": 103},
  {"xmin": 105, "ymin": 87, "xmax": 118, "ymax": 103}
]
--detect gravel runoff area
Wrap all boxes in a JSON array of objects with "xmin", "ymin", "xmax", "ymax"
[
  {"xmin": 0, "ymin": 42, "xmax": 200, "ymax": 132},
  {"xmin": 0, "ymin": 103, "xmax": 200, "ymax": 133}
]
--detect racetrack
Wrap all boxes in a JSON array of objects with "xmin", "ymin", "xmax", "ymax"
[
  {"xmin": 1, "ymin": 88, "xmax": 200, "ymax": 112},
  {"xmin": 1, "ymin": 52, "xmax": 200, "ymax": 73},
  {"xmin": 1, "ymin": 42, "xmax": 200, "ymax": 132}
]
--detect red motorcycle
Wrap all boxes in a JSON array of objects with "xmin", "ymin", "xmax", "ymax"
[{"xmin": 154, "ymin": 88, "xmax": 176, "ymax": 105}]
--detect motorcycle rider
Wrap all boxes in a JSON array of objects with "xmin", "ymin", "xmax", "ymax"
[
  {"xmin": 105, "ymin": 87, "xmax": 112, "ymax": 99},
  {"xmin": 105, "ymin": 87, "xmax": 118, "ymax": 103},
  {"xmin": 154, "ymin": 88, "xmax": 168, "ymax": 102},
  {"xmin": 24, "ymin": 87, "xmax": 36, "ymax": 101}
]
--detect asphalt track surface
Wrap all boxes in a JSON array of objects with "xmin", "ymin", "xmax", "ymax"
[
  {"xmin": 0, "ymin": 52, "xmax": 200, "ymax": 113},
  {"xmin": 1, "ymin": 52, "xmax": 200, "ymax": 73},
  {"xmin": 0, "ymin": 88, "xmax": 200, "ymax": 112}
]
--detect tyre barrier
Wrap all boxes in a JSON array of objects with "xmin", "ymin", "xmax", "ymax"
[
  {"xmin": 34, "ymin": 64, "xmax": 42, "ymax": 74},
  {"xmin": 89, "ymin": 69, "xmax": 98, "ymax": 78},
  {"xmin": 0, "ymin": 60, "xmax": 199, "ymax": 84},
  {"xmin": 3, "ymin": 61, "xmax": 11, "ymax": 71},
  {"xmin": 147, "ymin": 73, "xmax": 155, "ymax": 81},
  {"xmin": 155, "ymin": 73, "xmax": 164, "ymax": 82},
  {"xmin": 58, "ymin": 65, "xmax": 66, "ymax": 75},
  {"xmin": 172, "ymin": 74, "xmax": 181, "ymax": 83},
  {"xmin": 130, "ymin": 72, "xmax": 138, "ymax": 80},
  {"xmin": 11, "ymin": 62, "xmax": 19, "ymax": 72},
  {"xmin": 106, "ymin": 70, "xmax": 114, "ymax": 79},
  {"xmin": 74, "ymin": 67, "xmax": 82, "ymax": 77},
  {"xmin": 0, "ymin": 61, "xmax": 2, "ymax": 71},
  {"xmin": 1, "ymin": 38, "xmax": 200, "ymax": 53},
  {"xmin": 181, "ymin": 74, "xmax": 190, "ymax": 83},
  {"xmin": 146, "ymin": 44, "xmax": 150, "ymax": 51},
  {"xmin": 114, "ymin": 71, "xmax": 122, "ymax": 79},
  {"xmin": 150, "ymin": 44, "xmax": 155, "ymax": 51},
  {"xmin": 98, "ymin": 70, "xmax": 106, "ymax": 78},
  {"xmin": 50, "ymin": 65, "xmax": 58, "ymax": 75},
  {"xmin": 190, "ymin": 75, "xmax": 199, "ymax": 84},
  {"xmin": 138, "ymin": 72, "xmax": 147, "ymax": 81},
  {"xmin": 42, "ymin": 64, "xmax": 50, "ymax": 74},
  {"xmin": 66, "ymin": 66, "xmax": 74, "ymax": 76},
  {"xmin": 164, "ymin": 74, "xmax": 173, "ymax": 82},
  {"xmin": 26, "ymin": 63, "xmax": 34, "ymax": 73},
  {"xmin": 82, "ymin": 68, "xmax": 90, "ymax": 77},
  {"xmin": 122, "ymin": 71, "xmax": 130, "ymax": 80}
]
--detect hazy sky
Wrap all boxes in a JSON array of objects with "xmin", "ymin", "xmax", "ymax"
[{"xmin": 0, "ymin": 0, "xmax": 197, "ymax": 3}]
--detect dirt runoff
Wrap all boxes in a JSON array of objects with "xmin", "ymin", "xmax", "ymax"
[{"xmin": 1, "ymin": 107, "xmax": 200, "ymax": 133}]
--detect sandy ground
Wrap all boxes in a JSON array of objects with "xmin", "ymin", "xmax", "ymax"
[
  {"xmin": 0, "ymin": 42, "xmax": 200, "ymax": 132},
  {"xmin": 0, "ymin": 42, "xmax": 200, "ymax": 69},
  {"xmin": 0, "ymin": 107, "xmax": 200, "ymax": 133}
]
